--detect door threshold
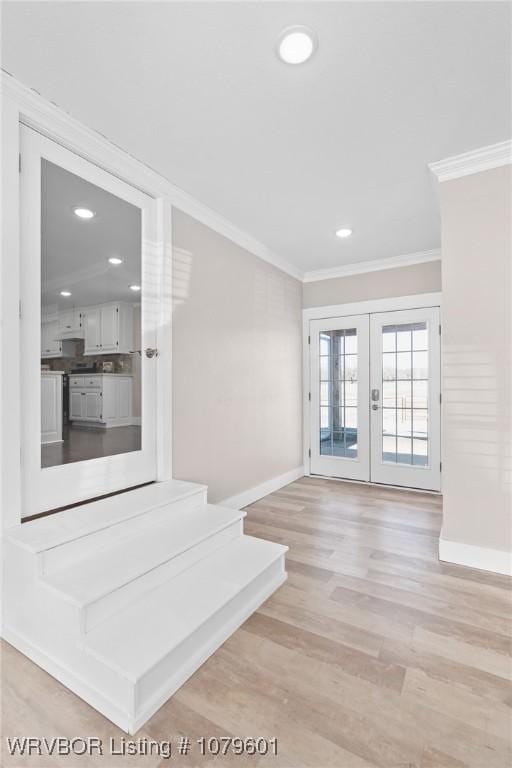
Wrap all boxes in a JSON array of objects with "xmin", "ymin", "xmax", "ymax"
[
  {"xmin": 306, "ymin": 473, "xmax": 442, "ymax": 496},
  {"xmin": 22, "ymin": 481, "xmax": 156, "ymax": 523}
]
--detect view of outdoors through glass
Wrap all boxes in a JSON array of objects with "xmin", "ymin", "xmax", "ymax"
[
  {"xmin": 319, "ymin": 328, "xmax": 358, "ymax": 459},
  {"xmin": 381, "ymin": 321, "xmax": 429, "ymax": 466}
]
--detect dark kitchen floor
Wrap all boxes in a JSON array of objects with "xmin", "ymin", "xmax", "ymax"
[{"xmin": 41, "ymin": 425, "xmax": 141, "ymax": 467}]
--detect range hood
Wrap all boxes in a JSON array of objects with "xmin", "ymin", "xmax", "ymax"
[{"xmin": 54, "ymin": 328, "xmax": 84, "ymax": 341}]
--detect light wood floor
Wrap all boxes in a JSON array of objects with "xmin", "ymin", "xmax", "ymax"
[{"xmin": 2, "ymin": 478, "xmax": 511, "ymax": 767}]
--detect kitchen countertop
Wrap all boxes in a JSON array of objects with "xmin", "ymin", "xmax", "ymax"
[{"xmin": 41, "ymin": 370, "xmax": 64, "ymax": 375}]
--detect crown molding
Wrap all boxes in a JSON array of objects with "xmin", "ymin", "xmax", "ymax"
[
  {"xmin": 1, "ymin": 71, "xmax": 303, "ymax": 282},
  {"xmin": 429, "ymin": 140, "xmax": 512, "ymax": 183},
  {"xmin": 302, "ymin": 248, "xmax": 441, "ymax": 283}
]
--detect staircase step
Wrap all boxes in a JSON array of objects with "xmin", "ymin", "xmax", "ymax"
[
  {"xmin": 8, "ymin": 479, "xmax": 207, "ymax": 572},
  {"xmin": 42, "ymin": 504, "xmax": 245, "ymax": 632},
  {"xmin": 84, "ymin": 535, "xmax": 287, "ymax": 731}
]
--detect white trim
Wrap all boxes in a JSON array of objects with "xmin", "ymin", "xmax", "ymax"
[
  {"xmin": 439, "ymin": 537, "xmax": 512, "ymax": 577},
  {"xmin": 219, "ymin": 467, "xmax": 304, "ymax": 510},
  {"xmin": 1, "ymin": 72, "xmax": 301, "ymax": 282},
  {"xmin": 1, "ymin": 87, "xmax": 22, "ymax": 528},
  {"xmin": 303, "ymin": 249, "xmax": 441, "ymax": 283},
  {"xmin": 429, "ymin": 140, "xmax": 512, "ymax": 183},
  {"xmin": 303, "ymin": 292, "xmax": 442, "ymax": 322}
]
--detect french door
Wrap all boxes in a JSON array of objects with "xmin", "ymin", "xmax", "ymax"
[
  {"xmin": 309, "ymin": 306, "xmax": 441, "ymax": 491},
  {"xmin": 310, "ymin": 315, "xmax": 370, "ymax": 481},
  {"xmin": 20, "ymin": 126, "xmax": 160, "ymax": 516}
]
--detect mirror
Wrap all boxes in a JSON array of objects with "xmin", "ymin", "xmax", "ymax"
[{"xmin": 40, "ymin": 159, "xmax": 142, "ymax": 467}]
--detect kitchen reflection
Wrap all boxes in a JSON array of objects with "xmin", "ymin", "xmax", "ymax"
[{"xmin": 41, "ymin": 159, "xmax": 142, "ymax": 467}]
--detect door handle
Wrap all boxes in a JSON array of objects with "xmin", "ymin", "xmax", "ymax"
[
  {"xmin": 145, "ymin": 347, "xmax": 158, "ymax": 358},
  {"xmin": 372, "ymin": 403, "xmax": 379, "ymax": 411},
  {"xmin": 371, "ymin": 388, "xmax": 380, "ymax": 402}
]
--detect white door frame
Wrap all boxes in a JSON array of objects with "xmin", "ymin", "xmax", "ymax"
[
  {"xmin": 303, "ymin": 292, "xmax": 442, "ymax": 488},
  {"xmin": 20, "ymin": 126, "xmax": 162, "ymax": 515},
  {"xmin": 1, "ymin": 77, "xmax": 173, "ymax": 526}
]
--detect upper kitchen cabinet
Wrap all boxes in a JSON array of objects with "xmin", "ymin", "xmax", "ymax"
[
  {"xmin": 57, "ymin": 307, "xmax": 84, "ymax": 339},
  {"xmin": 83, "ymin": 302, "xmax": 134, "ymax": 355},
  {"xmin": 41, "ymin": 318, "xmax": 75, "ymax": 358}
]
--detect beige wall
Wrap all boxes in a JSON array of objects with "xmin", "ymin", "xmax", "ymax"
[
  {"xmin": 440, "ymin": 165, "xmax": 511, "ymax": 554},
  {"xmin": 172, "ymin": 210, "xmax": 303, "ymax": 503},
  {"xmin": 302, "ymin": 260, "xmax": 442, "ymax": 308}
]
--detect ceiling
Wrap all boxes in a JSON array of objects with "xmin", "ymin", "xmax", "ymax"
[
  {"xmin": 3, "ymin": 2, "xmax": 511, "ymax": 277},
  {"xmin": 42, "ymin": 160, "xmax": 141, "ymax": 309}
]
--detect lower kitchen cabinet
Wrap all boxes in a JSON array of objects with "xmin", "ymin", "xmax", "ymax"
[
  {"xmin": 69, "ymin": 375, "xmax": 134, "ymax": 428},
  {"xmin": 41, "ymin": 372, "xmax": 63, "ymax": 444}
]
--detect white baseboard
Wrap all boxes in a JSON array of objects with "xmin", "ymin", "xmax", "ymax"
[
  {"xmin": 220, "ymin": 466, "xmax": 304, "ymax": 510},
  {"xmin": 439, "ymin": 537, "xmax": 512, "ymax": 576}
]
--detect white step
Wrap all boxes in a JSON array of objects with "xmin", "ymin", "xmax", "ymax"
[
  {"xmin": 84, "ymin": 535, "xmax": 288, "ymax": 732},
  {"xmin": 7, "ymin": 479, "xmax": 207, "ymax": 572},
  {"xmin": 41, "ymin": 504, "xmax": 245, "ymax": 632}
]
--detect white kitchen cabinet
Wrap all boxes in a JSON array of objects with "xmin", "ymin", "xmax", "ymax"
[
  {"xmin": 57, "ymin": 307, "xmax": 84, "ymax": 339},
  {"xmin": 41, "ymin": 372, "xmax": 63, "ymax": 444},
  {"xmin": 41, "ymin": 320, "xmax": 61, "ymax": 357},
  {"xmin": 69, "ymin": 390, "xmax": 83, "ymax": 420},
  {"xmin": 41, "ymin": 320, "xmax": 75, "ymax": 358},
  {"xmin": 99, "ymin": 305, "xmax": 119, "ymax": 352},
  {"xmin": 69, "ymin": 375, "xmax": 133, "ymax": 427},
  {"xmin": 83, "ymin": 308, "xmax": 101, "ymax": 353},
  {"xmin": 82, "ymin": 302, "xmax": 134, "ymax": 355}
]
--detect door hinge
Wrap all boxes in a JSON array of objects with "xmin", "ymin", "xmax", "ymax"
[
  {"xmin": 308, "ymin": 448, "xmax": 311, "ymax": 458},
  {"xmin": 18, "ymin": 300, "xmax": 22, "ymax": 319},
  {"xmin": 438, "ymin": 324, "xmax": 441, "ymax": 335},
  {"xmin": 308, "ymin": 335, "xmax": 310, "ymax": 345},
  {"xmin": 439, "ymin": 393, "xmax": 442, "ymax": 404},
  {"xmin": 18, "ymin": 154, "xmax": 21, "ymax": 173},
  {"xmin": 440, "ymin": 461, "xmax": 442, "ymax": 472},
  {"xmin": 308, "ymin": 392, "xmax": 311, "ymax": 401}
]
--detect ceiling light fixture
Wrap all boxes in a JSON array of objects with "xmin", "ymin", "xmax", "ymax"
[
  {"xmin": 60, "ymin": 290, "xmax": 72, "ymax": 297},
  {"xmin": 73, "ymin": 207, "xmax": 95, "ymax": 219},
  {"xmin": 129, "ymin": 284, "xmax": 141, "ymax": 292},
  {"xmin": 108, "ymin": 257, "xmax": 123, "ymax": 265},
  {"xmin": 335, "ymin": 228, "xmax": 353, "ymax": 239},
  {"xmin": 277, "ymin": 26, "xmax": 317, "ymax": 65}
]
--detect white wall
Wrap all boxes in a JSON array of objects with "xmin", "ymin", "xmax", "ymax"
[
  {"xmin": 302, "ymin": 260, "xmax": 442, "ymax": 308},
  {"xmin": 439, "ymin": 165, "xmax": 511, "ymax": 571},
  {"xmin": 171, "ymin": 209, "xmax": 303, "ymax": 504}
]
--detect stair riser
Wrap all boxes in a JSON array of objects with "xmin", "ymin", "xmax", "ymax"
[
  {"xmin": 40, "ymin": 491, "xmax": 206, "ymax": 574},
  {"xmin": 81, "ymin": 519, "xmax": 244, "ymax": 633},
  {"xmin": 132, "ymin": 555, "xmax": 286, "ymax": 732}
]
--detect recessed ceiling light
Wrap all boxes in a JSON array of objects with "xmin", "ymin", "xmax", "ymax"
[
  {"xmin": 277, "ymin": 26, "xmax": 316, "ymax": 65},
  {"xmin": 129, "ymin": 284, "xmax": 141, "ymax": 292},
  {"xmin": 108, "ymin": 257, "xmax": 123, "ymax": 265},
  {"xmin": 73, "ymin": 207, "xmax": 95, "ymax": 219},
  {"xmin": 335, "ymin": 228, "xmax": 353, "ymax": 239},
  {"xmin": 60, "ymin": 290, "xmax": 72, "ymax": 297}
]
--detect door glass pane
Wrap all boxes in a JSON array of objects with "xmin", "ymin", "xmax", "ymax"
[
  {"xmin": 41, "ymin": 160, "xmax": 142, "ymax": 467},
  {"xmin": 319, "ymin": 329, "xmax": 358, "ymax": 459},
  {"xmin": 381, "ymin": 322, "xmax": 429, "ymax": 466}
]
